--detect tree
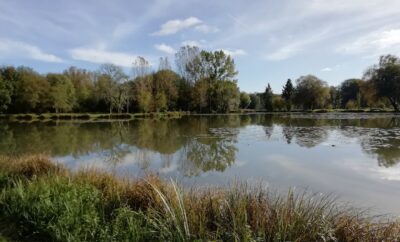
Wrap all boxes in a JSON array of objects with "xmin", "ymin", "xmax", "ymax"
[
  {"xmin": 14, "ymin": 67, "xmax": 50, "ymax": 113},
  {"xmin": 158, "ymin": 57, "xmax": 172, "ymax": 71},
  {"xmin": 0, "ymin": 66, "xmax": 20, "ymax": 113},
  {"xmin": 282, "ymin": 79, "xmax": 294, "ymax": 111},
  {"xmin": 175, "ymin": 45, "xmax": 200, "ymax": 83},
  {"xmin": 97, "ymin": 64, "xmax": 128, "ymax": 113},
  {"xmin": 153, "ymin": 70, "xmax": 179, "ymax": 110},
  {"xmin": 188, "ymin": 50, "xmax": 238, "ymax": 82},
  {"xmin": 263, "ymin": 84, "xmax": 273, "ymax": 111},
  {"xmin": 186, "ymin": 50, "xmax": 240, "ymax": 113},
  {"xmin": 340, "ymin": 79, "xmax": 364, "ymax": 108},
  {"xmin": 240, "ymin": 92, "xmax": 251, "ymax": 109},
  {"xmin": 249, "ymin": 93, "xmax": 262, "ymax": 110},
  {"xmin": 63, "ymin": 66, "xmax": 95, "ymax": 112},
  {"xmin": 329, "ymin": 86, "xmax": 340, "ymax": 109},
  {"xmin": 133, "ymin": 56, "xmax": 151, "ymax": 79},
  {"xmin": 364, "ymin": 54, "xmax": 400, "ymax": 111},
  {"xmin": 47, "ymin": 74, "xmax": 76, "ymax": 113},
  {"xmin": 0, "ymin": 75, "xmax": 12, "ymax": 113},
  {"xmin": 293, "ymin": 75, "xmax": 330, "ymax": 110},
  {"xmin": 273, "ymin": 96, "xmax": 285, "ymax": 111}
]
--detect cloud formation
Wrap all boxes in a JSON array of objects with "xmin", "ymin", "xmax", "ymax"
[
  {"xmin": 69, "ymin": 47, "xmax": 136, "ymax": 67},
  {"xmin": 152, "ymin": 17, "xmax": 202, "ymax": 36},
  {"xmin": 0, "ymin": 39, "xmax": 63, "ymax": 63},
  {"xmin": 155, "ymin": 43, "xmax": 176, "ymax": 54}
]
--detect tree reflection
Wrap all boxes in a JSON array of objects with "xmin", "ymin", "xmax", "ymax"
[{"xmin": 1, "ymin": 114, "xmax": 400, "ymax": 174}]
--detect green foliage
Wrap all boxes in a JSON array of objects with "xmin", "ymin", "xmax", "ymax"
[
  {"xmin": 0, "ymin": 75, "xmax": 12, "ymax": 113},
  {"xmin": 263, "ymin": 84, "xmax": 273, "ymax": 111},
  {"xmin": 0, "ymin": 176, "xmax": 152, "ymax": 242},
  {"xmin": 14, "ymin": 67, "xmax": 50, "ymax": 113},
  {"xmin": 187, "ymin": 50, "xmax": 240, "ymax": 113},
  {"xmin": 340, "ymin": 79, "xmax": 364, "ymax": 108},
  {"xmin": 47, "ymin": 74, "xmax": 76, "ymax": 113},
  {"xmin": 0, "ymin": 157, "xmax": 399, "ymax": 242},
  {"xmin": 239, "ymin": 92, "xmax": 251, "ymax": 109},
  {"xmin": 364, "ymin": 54, "xmax": 400, "ymax": 111},
  {"xmin": 293, "ymin": 75, "xmax": 330, "ymax": 110},
  {"xmin": 282, "ymin": 79, "xmax": 294, "ymax": 110}
]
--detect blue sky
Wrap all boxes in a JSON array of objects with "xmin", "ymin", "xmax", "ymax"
[{"xmin": 1, "ymin": 0, "xmax": 400, "ymax": 93}]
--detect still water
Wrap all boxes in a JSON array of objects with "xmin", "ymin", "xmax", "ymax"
[{"xmin": 1, "ymin": 113, "xmax": 400, "ymax": 215}]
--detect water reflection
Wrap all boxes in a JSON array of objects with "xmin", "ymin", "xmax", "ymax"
[{"xmin": 1, "ymin": 114, "xmax": 400, "ymax": 176}]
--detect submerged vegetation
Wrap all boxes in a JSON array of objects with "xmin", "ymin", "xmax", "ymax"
[{"xmin": 0, "ymin": 155, "xmax": 399, "ymax": 241}]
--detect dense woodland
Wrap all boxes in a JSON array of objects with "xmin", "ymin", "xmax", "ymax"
[{"xmin": 0, "ymin": 46, "xmax": 399, "ymax": 114}]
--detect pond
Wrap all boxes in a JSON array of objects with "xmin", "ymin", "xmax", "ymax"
[{"xmin": 1, "ymin": 113, "xmax": 400, "ymax": 215}]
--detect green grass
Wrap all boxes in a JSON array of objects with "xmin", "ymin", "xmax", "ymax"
[{"xmin": 0, "ymin": 155, "xmax": 399, "ymax": 241}]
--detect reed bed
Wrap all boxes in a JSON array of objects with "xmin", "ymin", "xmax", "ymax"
[{"xmin": 0, "ymin": 155, "xmax": 399, "ymax": 241}]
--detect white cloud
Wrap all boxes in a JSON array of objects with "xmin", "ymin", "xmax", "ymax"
[
  {"xmin": 69, "ymin": 47, "xmax": 136, "ymax": 67},
  {"xmin": 265, "ymin": 44, "xmax": 301, "ymax": 61},
  {"xmin": 154, "ymin": 43, "xmax": 176, "ymax": 54},
  {"xmin": 194, "ymin": 24, "xmax": 219, "ymax": 33},
  {"xmin": 220, "ymin": 49, "xmax": 247, "ymax": 57},
  {"xmin": 152, "ymin": 17, "xmax": 202, "ymax": 36},
  {"xmin": 321, "ymin": 67, "xmax": 333, "ymax": 72},
  {"xmin": 337, "ymin": 29, "xmax": 400, "ymax": 56},
  {"xmin": 0, "ymin": 39, "xmax": 63, "ymax": 62}
]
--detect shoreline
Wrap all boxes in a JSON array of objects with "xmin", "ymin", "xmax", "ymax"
[{"xmin": 0, "ymin": 109, "xmax": 398, "ymax": 122}]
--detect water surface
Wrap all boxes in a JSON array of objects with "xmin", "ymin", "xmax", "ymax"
[{"xmin": 1, "ymin": 113, "xmax": 400, "ymax": 215}]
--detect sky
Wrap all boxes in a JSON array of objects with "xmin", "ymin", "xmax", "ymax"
[{"xmin": 1, "ymin": 0, "xmax": 400, "ymax": 93}]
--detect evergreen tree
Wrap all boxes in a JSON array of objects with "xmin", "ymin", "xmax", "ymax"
[
  {"xmin": 282, "ymin": 79, "xmax": 294, "ymax": 111},
  {"xmin": 263, "ymin": 83, "xmax": 273, "ymax": 111}
]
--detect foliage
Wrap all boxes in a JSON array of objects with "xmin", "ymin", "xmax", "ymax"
[
  {"xmin": 364, "ymin": 54, "xmax": 400, "ymax": 111},
  {"xmin": 0, "ymin": 75, "xmax": 12, "ymax": 113},
  {"xmin": 282, "ymin": 79, "xmax": 294, "ymax": 110},
  {"xmin": 2, "ymin": 54, "xmax": 400, "ymax": 114},
  {"xmin": 293, "ymin": 75, "xmax": 330, "ymax": 110},
  {"xmin": 47, "ymin": 74, "xmax": 76, "ymax": 113},
  {"xmin": 263, "ymin": 84, "xmax": 273, "ymax": 111},
  {"xmin": 239, "ymin": 92, "xmax": 251, "ymax": 109}
]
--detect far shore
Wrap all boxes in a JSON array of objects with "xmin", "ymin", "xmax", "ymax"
[
  {"xmin": 0, "ymin": 111, "xmax": 189, "ymax": 122},
  {"xmin": 0, "ymin": 109, "xmax": 398, "ymax": 122}
]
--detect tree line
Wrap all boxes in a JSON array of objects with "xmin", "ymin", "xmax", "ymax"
[
  {"xmin": 1, "ymin": 49, "xmax": 399, "ymax": 114},
  {"xmin": 248, "ymin": 54, "xmax": 400, "ymax": 112}
]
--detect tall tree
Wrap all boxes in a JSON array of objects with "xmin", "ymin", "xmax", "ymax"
[
  {"xmin": 240, "ymin": 92, "xmax": 251, "ymax": 109},
  {"xmin": 63, "ymin": 66, "xmax": 95, "ymax": 112},
  {"xmin": 133, "ymin": 56, "xmax": 151, "ymax": 79},
  {"xmin": 340, "ymin": 79, "xmax": 364, "ymax": 108},
  {"xmin": 364, "ymin": 54, "xmax": 400, "ymax": 111},
  {"xmin": 187, "ymin": 50, "xmax": 240, "ymax": 113},
  {"xmin": 158, "ymin": 57, "xmax": 172, "ymax": 71},
  {"xmin": 293, "ymin": 75, "xmax": 330, "ymax": 110},
  {"xmin": 0, "ymin": 75, "xmax": 12, "ymax": 113},
  {"xmin": 14, "ymin": 67, "xmax": 50, "ymax": 113},
  {"xmin": 97, "ymin": 64, "xmax": 128, "ymax": 113},
  {"xmin": 282, "ymin": 79, "xmax": 294, "ymax": 110},
  {"xmin": 47, "ymin": 74, "xmax": 76, "ymax": 113},
  {"xmin": 263, "ymin": 84, "xmax": 273, "ymax": 111},
  {"xmin": 175, "ymin": 45, "xmax": 200, "ymax": 83}
]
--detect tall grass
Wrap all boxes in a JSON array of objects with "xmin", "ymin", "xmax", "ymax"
[{"xmin": 0, "ymin": 155, "xmax": 399, "ymax": 241}]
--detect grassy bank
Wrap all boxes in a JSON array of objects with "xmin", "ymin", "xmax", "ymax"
[
  {"xmin": 0, "ymin": 155, "xmax": 399, "ymax": 241},
  {"xmin": 0, "ymin": 111, "xmax": 189, "ymax": 122}
]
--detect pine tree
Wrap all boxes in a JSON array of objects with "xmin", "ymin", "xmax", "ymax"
[
  {"xmin": 263, "ymin": 83, "xmax": 273, "ymax": 111},
  {"xmin": 282, "ymin": 79, "xmax": 294, "ymax": 111}
]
